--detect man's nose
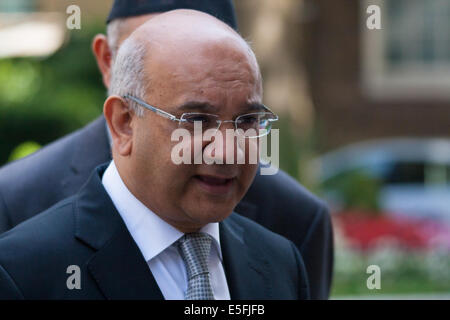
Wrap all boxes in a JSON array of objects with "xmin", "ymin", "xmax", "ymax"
[
  {"xmin": 203, "ymin": 121, "xmax": 244, "ymax": 164},
  {"xmin": 217, "ymin": 120, "xmax": 235, "ymax": 134}
]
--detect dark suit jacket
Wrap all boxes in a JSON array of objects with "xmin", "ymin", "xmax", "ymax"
[
  {"xmin": 0, "ymin": 116, "xmax": 333, "ymax": 299},
  {"xmin": 0, "ymin": 165, "xmax": 309, "ymax": 300}
]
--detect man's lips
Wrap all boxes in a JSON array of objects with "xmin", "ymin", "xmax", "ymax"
[
  {"xmin": 195, "ymin": 174, "xmax": 234, "ymax": 185},
  {"xmin": 193, "ymin": 174, "xmax": 236, "ymax": 195}
]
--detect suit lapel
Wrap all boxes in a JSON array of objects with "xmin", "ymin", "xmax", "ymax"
[
  {"xmin": 62, "ymin": 116, "xmax": 112, "ymax": 195},
  {"xmin": 220, "ymin": 215, "xmax": 272, "ymax": 299},
  {"xmin": 234, "ymin": 200, "xmax": 258, "ymax": 222},
  {"xmin": 86, "ymin": 223, "xmax": 164, "ymax": 300},
  {"xmin": 74, "ymin": 164, "xmax": 163, "ymax": 300}
]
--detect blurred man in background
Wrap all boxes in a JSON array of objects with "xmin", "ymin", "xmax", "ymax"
[{"xmin": 0, "ymin": 0, "xmax": 333, "ymax": 299}]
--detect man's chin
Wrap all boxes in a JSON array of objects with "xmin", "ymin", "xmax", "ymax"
[
  {"xmin": 181, "ymin": 181, "xmax": 243, "ymax": 224},
  {"xmin": 184, "ymin": 203, "xmax": 236, "ymax": 225}
]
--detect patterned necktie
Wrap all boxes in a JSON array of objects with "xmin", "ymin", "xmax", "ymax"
[{"xmin": 177, "ymin": 232, "xmax": 215, "ymax": 300}]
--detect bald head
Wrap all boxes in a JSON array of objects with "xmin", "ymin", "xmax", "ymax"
[
  {"xmin": 131, "ymin": 9, "xmax": 239, "ymax": 46},
  {"xmin": 109, "ymin": 9, "xmax": 262, "ymax": 110}
]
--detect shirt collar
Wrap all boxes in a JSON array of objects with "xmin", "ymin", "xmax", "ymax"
[{"xmin": 101, "ymin": 160, "xmax": 223, "ymax": 262}]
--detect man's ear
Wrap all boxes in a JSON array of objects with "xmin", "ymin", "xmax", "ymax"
[
  {"xmin": 103, "ymin": 96, "xmax": 134, "ymax": 156},
  {"xmin": 92, "ymin": 34, "xmax": 112, "ymax": 88}
]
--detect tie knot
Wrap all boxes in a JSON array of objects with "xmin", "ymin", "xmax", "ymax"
[{"xmin": 177, "ymin": 232, "xmax": 212, "ymax": 280}]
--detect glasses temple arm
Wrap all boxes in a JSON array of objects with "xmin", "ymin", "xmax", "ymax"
[{"xmin": 123, "ymin": 94, "xmax": 183, "ymax": 122}]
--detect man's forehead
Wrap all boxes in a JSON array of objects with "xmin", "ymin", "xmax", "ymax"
[
  {"xmin": 141, "ymin": 26, "xmax": 257, "ymax": 71},
  {"xmin": 147, "ymin": 56, "xmax": 261, "ymax": 96},
  {"xmin": 119, "ymin": 10, "xmax": 252, "ymax": 71},
  {"xmin": 145, "ymin": 44, "xmax": 262, "ymax": 111}
]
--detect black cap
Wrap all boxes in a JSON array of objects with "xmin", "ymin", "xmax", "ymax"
[{"xmin": 107, "ymin": 0, "xmax": 238, "ymax": 30}]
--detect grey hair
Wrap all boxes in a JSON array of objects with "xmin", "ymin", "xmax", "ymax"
[
  {"xmin": 108, "ymin": 36, "xmax": 148, "ymax": 117},
  {"xmin": 106, "ymin": 18, "xmax": 125, "ymax": 61}
]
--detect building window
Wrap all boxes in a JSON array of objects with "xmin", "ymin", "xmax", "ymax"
[
  {"xmin": 0, "ymin": 0, "xmax": 35, "ymax": 12},
  {"xmin": 361, "ymin": 0, "xmax": 450, "ymax": 99}
]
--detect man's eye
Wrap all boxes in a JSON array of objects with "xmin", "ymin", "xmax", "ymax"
[
  {"xmin": 185, "ymin": 115, "xmax": 212, "ymax": 123},
  {"xmin": 238, "ymin": 116, "xmax": 259, "ymax": 124}
]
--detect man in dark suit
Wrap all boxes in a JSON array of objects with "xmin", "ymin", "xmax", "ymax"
[
  {"xmin": 0, "ymin": 0, "xmax": 333, "ymax": 299},
  {"xmin": 0, "ymin": 10, "xmax": 309, "ymax": 299}
]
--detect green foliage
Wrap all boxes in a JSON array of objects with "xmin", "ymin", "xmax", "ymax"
[
  {"xmin": 274, "ymin": 117, "xmax": 320, "ymax": 188},
  {"xmin": 0, "ymin": 23, "xmax": 106, "ymax": 166},
  {"xmin": 322, "ymin": 169, "xmax": 382, "ymax": 211},
  {"xmin": 331, "ymin": 247, "xmax": 450, "ymax": 297},
  {"xmin": 8, "ymin": 141, "xmax": 41, "ymax": 161}
]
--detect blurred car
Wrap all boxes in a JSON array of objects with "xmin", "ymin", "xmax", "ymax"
[{"xmin": 316, "ymin": 138, "xmax": 450, "ymax": 222}]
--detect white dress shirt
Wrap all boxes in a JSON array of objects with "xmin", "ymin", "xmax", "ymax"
[{"xmin": 102, "ymin": 161, "xmax": 231, "ymax": 300}]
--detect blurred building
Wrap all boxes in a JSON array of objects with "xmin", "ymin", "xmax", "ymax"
[
  {"xmin": 302, "ymin": 0, "xmax": 450, "ymax": 151},
  {"xmin": 0, "ymin": 0, "xmax": 109, "ymax": 58},
  {"xmin": 0, "ymin": 0, "xmax": 108, "ymax": 19},
  {"xmin": 232, "ymin": 0, "xmax": 315, "ymax": 136}
]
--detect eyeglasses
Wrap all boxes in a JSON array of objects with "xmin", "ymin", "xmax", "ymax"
[{"xmin": 123, "ymin": 94, "xmax": 278, "ymax": 138}]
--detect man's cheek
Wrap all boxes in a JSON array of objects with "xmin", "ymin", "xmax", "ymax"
[{"xmin": 241, "ymin": 164, "xmax": 258, "ymax": 189}]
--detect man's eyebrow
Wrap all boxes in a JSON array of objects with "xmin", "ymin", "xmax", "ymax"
[
  {"xmin": 174, "ymin": 101, "xmax": 219, "ymax": 113},
  {"xmin": 173, "ymin": 101, "xmax": 267, "ymax": 115},
  {"xmin": 243, "ymin": 102, "xmax": 266, "ymax": 113}
]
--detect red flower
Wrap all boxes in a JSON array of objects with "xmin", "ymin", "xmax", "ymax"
[{"xmin": 334, "ymin": 211, "xmax": 431, "ymax": 250}]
